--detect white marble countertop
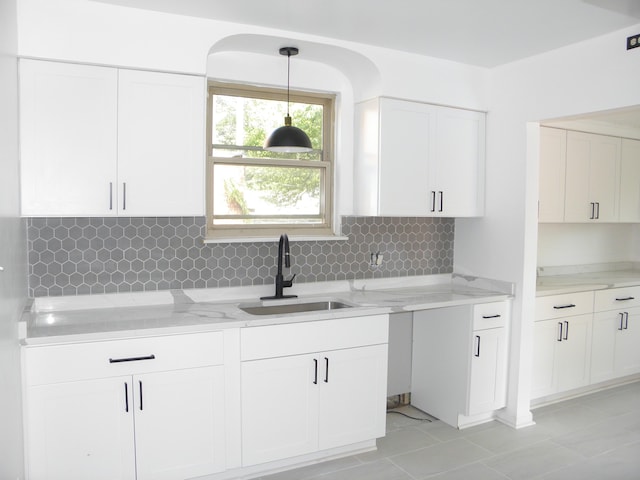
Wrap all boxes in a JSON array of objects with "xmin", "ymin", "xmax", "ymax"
[
  {"xmin": 21, "ymin": 274, "xmax": 513, "ymax": 346},
  {"xmin": 536, "ymin": 263, "xmax": 640, "ymax": 296}
]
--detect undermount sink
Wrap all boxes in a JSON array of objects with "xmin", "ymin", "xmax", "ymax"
[{"xmin": 239, "ymin": 300, "xmax": 354, "ymax": 316}]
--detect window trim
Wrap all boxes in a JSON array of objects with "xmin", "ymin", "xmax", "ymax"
[{"xmin": 205, "ymin": 82, "xmax": 335, "ymax": 241}]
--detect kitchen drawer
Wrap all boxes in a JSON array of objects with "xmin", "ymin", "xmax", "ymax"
[
  {"xmin": 240, "ymin": 314, "xmax": 389, "ymax": 361},
  {"xmin": 24, "ymin": 331, "xmax": 224, "ymax": 385},
  {"xmin": 473, "ymin": 301, "xmax": 509, "ymax": 330},
  {"xmin": 535, "ymin": 291, "xmax": 594, "ymax": 320},
  {"xmin": 594, "ymin": 286, "xmax": 640, "ymax": 312}
]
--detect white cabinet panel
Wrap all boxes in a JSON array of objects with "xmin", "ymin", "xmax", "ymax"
[
  {"xmin": 354, "ymin": 97, "xmax": 485, "ymax": 217},
  {"xmin": 19, "ymin": 60, "xmax": 205, "ymax": 217},
  {"xmin": 538, "ymin": 127, "xmax": 567, "ymax": 222},
  {"xmin": 134, "ymin": 367, "xmax": 226, "ymax": 480},
  {"xmin": 24, "ymin": 333, "xmax": 228, "ymax": 480},
  {"xmin": 240, "ymin": 315, "xmax": 388, "ymax": 467},
  {"xmin": 19, "ymin": 59, "xmax": 118, "ymax": 216},
  {"xmin": 434, "ymin": 107, "xmax": 485, "ymax": 216},
  {"xmin": 319, "ymin": 344, "xmax": 387, "ymax": 450},
  {"xmin": 531, "ymin": 313, "xmax": 592, "ymax": 399},
  {"xmin": 25, "ymin": 377, "xmax": 136, "ymax": 480},
  {"xmin": 619, "ymin": 138, "xmax": 640, "ymax": 222},
  {"xmin": 468, "ymin": 327, "xmax": 506, "ymax": 415},
  {"xmin": 241, "ymin": 353, "xmax": 319, "ymax": 466},
  {"xmin": 565, "ymin": 131, "xmax": 620, "ymax": 222},
  {"xmin": 117, "ymin": 70, "xmax": 204, "ymax": 216}
]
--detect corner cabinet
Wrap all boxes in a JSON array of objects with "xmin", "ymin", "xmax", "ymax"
[
  {"xmin": 411, "ymin": 301, "xmax": 509, "ymax": 429},
  {"xmin": 240, "ymin": 315, "xmax": 389, "ymax": 466},
  {"xmin": 22, "ymin": 332, "xmax": 231, "ymax": 480},
  {"xmin": 354, "ymin": 97, "xmax": 485, "ymax": 217},
  {"xmin": 619, "ymin": 138, "xmax": 640, "ymax": 222},
  {"xmin": 19, "ymin": 59, "xmax": 205, "ymax": 217},
  {"xmin": 538, "ymin": 127, "xmax": 567, "ymax": 222}
]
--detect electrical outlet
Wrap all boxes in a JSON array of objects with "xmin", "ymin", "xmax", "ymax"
[{"xmin": 627, "ymin": 34, "xmax": 640, "ymax": 50}]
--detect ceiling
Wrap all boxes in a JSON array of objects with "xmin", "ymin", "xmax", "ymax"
[
  {"xmin": 98, "ymin": 0, "xmax": 640, "ymax": 67},
  {"xmin": 97, "ymin": 0, "xmax": 640, "ymax": 131}
]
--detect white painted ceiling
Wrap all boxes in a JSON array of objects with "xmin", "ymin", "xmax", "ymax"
[{"xmin": 98, "ymin": 0, "xmax": 640, "ymax": 67}]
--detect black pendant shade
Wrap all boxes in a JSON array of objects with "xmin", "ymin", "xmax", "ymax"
[{"xmin": 264, "ymin": 47, "xmax": 313, "ymax": 153}]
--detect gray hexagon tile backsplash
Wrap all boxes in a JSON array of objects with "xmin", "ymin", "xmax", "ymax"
[{"xmin": 27, "ymin": 216, "xmax": 454, "ymax": 297}]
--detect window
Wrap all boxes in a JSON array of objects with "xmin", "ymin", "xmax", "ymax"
[{"xmin": 206, "ymin": 83, "xmax": 335, "ymax": 240}]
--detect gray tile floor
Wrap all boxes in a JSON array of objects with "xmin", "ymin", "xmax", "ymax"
[{"xmin": 259, "ymin": 381, "xmax": 640, "ymax": 479}]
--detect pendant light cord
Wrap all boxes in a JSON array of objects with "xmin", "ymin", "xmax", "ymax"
[{"xmin": 286, "ymin": 50, "xmax": 291, "ymax": 117}]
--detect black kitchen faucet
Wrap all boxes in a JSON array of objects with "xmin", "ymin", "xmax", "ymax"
[{"xmin": 261, "ymin": 233, "xmax": 297, "ymax": 300}]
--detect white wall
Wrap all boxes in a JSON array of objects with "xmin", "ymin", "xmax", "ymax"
[
  {"xmin": 0, "ymin": 0, "xmax": 27, "ymax": 477},
  {"xmin": 537, "ymin": 224, "xmax": 637, "ymax": 267},
  {"xmin": 455, "ymin": 25, "xmax": 640, "ymax": 427}
]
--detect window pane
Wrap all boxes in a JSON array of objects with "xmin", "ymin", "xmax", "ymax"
[
  {"xmin": 212, "ymin": 94, "xmax": 323, "ymax": 160},
  {"xmin": 213, "ymin": 163, "xmax": 323, "ymax": 224}
]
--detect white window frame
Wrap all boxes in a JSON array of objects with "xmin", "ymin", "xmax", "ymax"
[{"xmin": 206, "ymin": 82, "xmax": 335, "ymax": 241}]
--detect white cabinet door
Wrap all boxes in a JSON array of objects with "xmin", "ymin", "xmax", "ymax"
[
  {"xmin": 592, "ymin": 308, "xmax": 640, "ymax": 382},
  {"xmin": 538, "ymin": 127, "xmax": 567, "ymax": 222},
  {"xmin": 433, "ymin": 107, "xmax": 485, "ymax": 216},
  {"xmin": 19, "ymin": 59, "xmax": 118, "ymax": 216},
  {"xmin": 117, "ymin": 70, "xmax": 205, "ymax": 216},
  {"xmin": 377, "ymin": 98, "xmax": 435, "ymax": 216},
  {"xmin": 319, "ymin": 344, "xmax": 387, "ymax": 450},
  {"xmin": 25, "ymin": 377, "xmax": 136, "ymax": 480},
  {"xmin": 133, "ymin": 366, "xmax": 226, "ymax": 480},
  {"xmin": 565, "ymin": 131, "xmax": 620, "ymax": 222},
  {"xmin": 556, "ymin": 314, "xmax": 592, "ymax": 392},
  {"xmin": 354, "ymin": 97, "xmax": 484, "ymax": 217},
  {"xmin": 531, "ymin": 313, "xmax": 592, "ymax": 399},
  {"xmin": 468, "ymin": 327, "xmax": 506, "ymax": 415},
  {"xmin": 241, "ymin": 354, "xmax": 319, "ymax": 466},
  {"xmin": 531, "ymin": 318, "xmax": 560, "ymax": 399},
  {"xmin": 619, "ymin": 138, "xmax": 640, "ymax": 222}
]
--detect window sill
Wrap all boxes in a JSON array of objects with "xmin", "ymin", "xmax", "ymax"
[{"xmin": 203, "ymin": 235, "xmax": 349, "ymax": 244}]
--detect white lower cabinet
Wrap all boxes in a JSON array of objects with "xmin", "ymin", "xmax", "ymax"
[
  {"xmin": 591, "ymin": 287, "xmax": 640, "ymax": 383},
  {"xmin": 23, "ymin": 332, "xmax": 228, "ymax": 480},
  {"xmin": 240, "ymin": 315, "xmax": 389, "ymax": 466},
  {"xmin": 532, "ymin": 292, "xmax": 594, "ymax": 399},
  {"xmin": 411, "ymin": 301, "xmax": 509, "ymax": 428}
]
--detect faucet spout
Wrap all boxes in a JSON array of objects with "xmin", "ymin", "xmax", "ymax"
[{"xmin": 261, "ymin": 233, "xmax": 297, "ymax": 300}]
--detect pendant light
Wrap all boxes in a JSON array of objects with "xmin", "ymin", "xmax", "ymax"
[{"xmin": 264, "ymin": 47, "xmax": 313, "ymax": 153}]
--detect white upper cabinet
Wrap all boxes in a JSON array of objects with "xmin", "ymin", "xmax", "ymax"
[
  {"xmin": 354, "ymin": 97, "xmax": 485, "ymax": 217},
  {"xmin": 564, "ymin": 131, "xmax": 621, "ymax": 222},
  {"xmin": 619, "ymin": 138, "xmax": 640, "ymax": 222},
  {"xmin": 117, "ymin": 70, "xmax": 204, "ymax": 217},
  {"xmin": 20, "ymin": 60, "xmax": 118, "ymax": 216},
  {"xmin": 538, "ymin": 127, "xmax": 567, "ymax": 222},
  {"xmin": 19, "ymin": 60, "xmax": 205, "ymax": 217}
]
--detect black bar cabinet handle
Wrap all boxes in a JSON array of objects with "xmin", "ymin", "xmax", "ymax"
[
  {"xmin": 109, "ymin": 354, "xmax": 156, "ymax": 364},
  {"xmin": 139, "ymin": 380, "xmax": 143, "ymax": 411},
  {"xmin": 124, "ymin": 382, "xmax": 129, "ymax": 413},
  {"xmin": 482, "ymin": 314, "xmax": 501, "ymax": 319},
  {"xmin": 313, "ymin": 358, "xmax": 318, "ymax": 384},
  {"xmin": 430, "ymin": 191, "xmax": 436, "ymax": 212},
  {"xmin": 557, "ymin": 322, "xmax": 563, "ymax": 342},
  {"xmin": 589, "ymin": 202, "xmax": 595, "ymax": 219},
  {"xmin": 553, "ymin": 304, "xmax": 576, "ymax": 309},
  {"xmin": 474, "ymin": 335, "xmax": 481, "ymax": 357},
  {"xmin": 324, "ymin": 357, "xmax": 329, "ymax": 383},
  {"xmin": 624, "ymin": 312, "xmax": 629, "ymax": 330},
  {"xmin": 595, "ymin": 202, "xmax": 600, "ymax": 219},
  {"xmin": 438, "ymin": 191, "xmax": 443, "ymax": 212},
  {"xmin": 615, "ymin": 297, "xmax": 635, "ymax": 301},
  {"xmin": 563, "ymin": 320, "xmax": 569, "ymax": 340},
  {"xmin": 619, "ymin": 312, "xmax": 625, "ymax": 331}
]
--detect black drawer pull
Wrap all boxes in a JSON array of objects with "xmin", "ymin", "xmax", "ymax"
[
  {"xmin": 553, "ymin": 304, "xmax": 576, "ymax": 309},
  {"xmin": 615, "ymin": 297, "xmax": 635, "ymax": 302},
  {"xmin": 109, "ymin": 354, "xmax": 156, "ymax": 364},
  {"xmin": 482, "ymin": 314, "xmax": 501, "ymax": 319}
]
